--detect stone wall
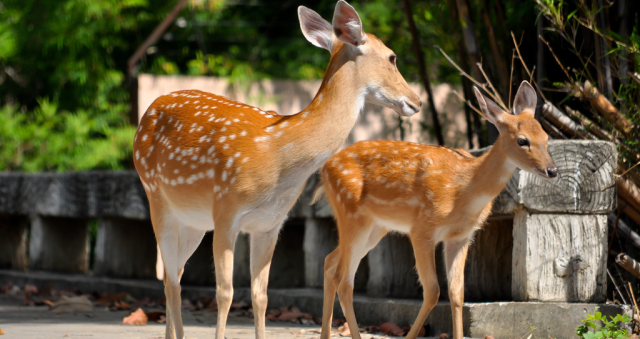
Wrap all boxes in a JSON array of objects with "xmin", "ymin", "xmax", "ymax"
[{"xmin": 0, "ymin": 140, "xmax": 617, "ymax": 303}]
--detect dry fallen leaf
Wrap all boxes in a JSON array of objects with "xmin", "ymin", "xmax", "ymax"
[
  {"xmin": 267, "ymin": 308, "xmax": 282, "ymax": 317},
  {"xmin": 380, "ymin": 322, "xmax": 405, "ymax": 336},
  {"xmin": 42, "ymin": 300, "xmax": 55, "ymax": 307},
  {"xmin": 123, "ymin": 308, "xmax": 148, "ymax": 325},
  {"xmin": 111, "ymin": 300, "xmax": 131, "ymax": 311},
  {"xmin": 332, "ymin": 318, "xmax": 346, "ymax": 327},
  {"xmin": 50, "ymin": 296, "xmax": 93, "ymax": 313},
  {"xmin": 145, "ymin": 311, "xmax": 166, "ymax": 323},
  {"xmin": 277, "ymin": 311, "xmax": 304, "ymax": 321},
  {"xmin": 97, "ymin": 293, "xmax": 128, "ymax": 306},
  {"xmin": 24, "ymin": 284, "xmax": 38, "ymax": 294},
  {"xmin": 418, "ymin": 326, "xmax": 426, "ymax": 337},
  {"xmin": 0, "ymin": 328, "xmax": 5, "ymax": 335}
]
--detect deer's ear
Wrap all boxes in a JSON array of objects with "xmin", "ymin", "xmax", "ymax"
[
  {"xmin": 513, "ymin": 81, "xmax": 537, "ymax": 118},
  {"xmin": 298, "ymin": 6, "xmax": 333, "ymax": 51},
  {"xmin": 473, "ymin": 87, "xmax": 506, "ymax": 126},
  {"xmin": 332, "ymin": 0, "xmax": 366, "ymax": 47}
]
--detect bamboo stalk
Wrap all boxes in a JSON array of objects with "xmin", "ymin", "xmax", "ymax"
[
  {"xmin": 564, "ymin": 106, "xmax": 612, "ymax": 140},
  {"xmin": 621, "ymin": 202, "xmax": 640, "ymax": 228},
  {"xmin": 540, "ymin": 118, "xmax": 568, "ymax": 139},
  {"xmin": 616, "ymin": 253, "xmax": 640, "ymax": 279},
  {"xmin": 619, "ymin": 162, "xmax": 640, "ymax": 190},
  {"xmin": 618, "ymin": 176, "xmax": 640, "ymax": 212},
  {"xmin": 583, "ymin": 81, "xmax": 634, "ymax": 138},
  {"xmin": 609, "ymin": 212, "xmax": 640, "ymax": 251},
  {"xmin": 542, "ymin": 102, "xmax": 591, "ymax": 139}
]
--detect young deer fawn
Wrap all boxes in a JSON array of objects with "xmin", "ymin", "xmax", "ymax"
[
  {"xmin": 313, "ymin": 81, "xmax": 557, "ymax": 339},
  {"xmin": 132, "ymin": 1, "xmax": 421, "ymax": 338}
]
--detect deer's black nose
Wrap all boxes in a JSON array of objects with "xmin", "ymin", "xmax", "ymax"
[{"xmin": 547, "ymin": 167, "xmax": 558, "ymax": 178}]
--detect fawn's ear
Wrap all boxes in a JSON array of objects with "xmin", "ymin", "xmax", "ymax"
[
  {"xmin": 332, "ymin": 0, "xmax": 366, "ymax": 47},
  {"xmin": 513, "ymin": 81, "xmax": 537, "ymax": 118},
  {"xmin": 474, "ymin": 86, "xmax": 506, "ymax": 127},
  {"xmin": 298, "ymin": 6, "xmax": 333, "ymax": 51}
]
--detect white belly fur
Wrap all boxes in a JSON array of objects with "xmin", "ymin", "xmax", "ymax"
[{"xmin": 374, "ymin": 216, "xmax": 412, "ymax": 234}]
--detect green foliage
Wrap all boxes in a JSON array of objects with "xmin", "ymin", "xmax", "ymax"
[
  {"xmin": 575, "ymin": 308, "xmax": 631, "ymax": 339},
  {"xmin": 0, "ymin": 99, "xmax": 135, "ymax": 172},
  {"xmin": 0, "ymin": 0, "xmax": 168, "ymax": 171}
]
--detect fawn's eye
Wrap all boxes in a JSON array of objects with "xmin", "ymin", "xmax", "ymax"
[
  {"xmin": 389, "ymin": 55, "xmax": 396, "ymax": 65},
  {"xmin": 517, "ymin": 138, "xmax": 530, "ymax": 147}
]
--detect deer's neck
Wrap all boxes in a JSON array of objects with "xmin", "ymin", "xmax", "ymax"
[
  {"xmin": 467, "ymin": 137, "xmax": 517, "ymax": 198},
  {"xmin": 276, "ymin": 55, "xmax": 366, "ymax": 169}
]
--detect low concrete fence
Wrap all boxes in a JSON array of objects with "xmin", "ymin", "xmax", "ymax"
[{"xmin": 0, "ymin": 140, "xmax": 617, "ymax": 304}]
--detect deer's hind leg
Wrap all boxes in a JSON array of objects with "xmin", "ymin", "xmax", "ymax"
[
  {"xmin": 333, "ymin": 217, "xmax": 387, "ymax": 339},
  {"xmin": 320, "ymin": 248, "xmax": 340, "ymax": 339},
  {"xmin": 151, "ymin": 199, "xmax": 206, "ymax": 339}
]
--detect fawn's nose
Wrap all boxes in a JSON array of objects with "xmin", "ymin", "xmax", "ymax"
[
  {"xmin": 546, "ymin": 167, "xmax": 558, "ymax": 178},
  {"xmin": 419, "ymin": 99, "xmax": 423, "ymax": 107}
]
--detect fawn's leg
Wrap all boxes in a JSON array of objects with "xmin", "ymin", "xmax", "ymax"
[
  {"xmin": 405, "ymin": 236, "xmax": 439, "ymax": 339},
  {"xmin": 335, "ymin": 225, "xmax": 386, "ymax": 339},
  {"xmin": 320, "ymin": 248, "xmax": 340, "ymax": 339},
  {"xmin": 444, "ymin": 238, "xmax": 471, "ymax": 339}
]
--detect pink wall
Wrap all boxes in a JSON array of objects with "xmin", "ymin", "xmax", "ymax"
[{"xmin": 138, "ymin": 74, "xmax": 470, "ymax": 149}]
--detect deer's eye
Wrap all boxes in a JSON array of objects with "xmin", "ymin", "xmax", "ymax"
[
  {"xmin": 389, "ymin": 55, "xmax": 396, "ymax": 65},
  {"xmin": 517, "ymin": 138, "xmax": 530, "ymax": 147}
]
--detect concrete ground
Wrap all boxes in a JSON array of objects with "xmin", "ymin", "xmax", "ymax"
[{"xmin": 0, "ymin": 294, "xmax": 390, "ymax": 339}]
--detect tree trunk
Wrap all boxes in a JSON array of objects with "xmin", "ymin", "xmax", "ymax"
[
  {"xmin": 447, "ymin": 0, "xmax": 478, "ymax": 149},
  {"xmin": 455, "ymin": 0, "xmax": 482, "ymax": 79},
  {"xmin": 481, "ymin": 0, "xmax": 508, "ymax": 99},
  {"xmin": 536, "ymin": 9, "xmax": 545, "ymax": 121},
  {"xmin": 402, "ymin": 0, "xmax": 445, "ymax": 146},
  {"xmin": 454, "ymin": 0, "xmax": 488, "ymax": 146}
]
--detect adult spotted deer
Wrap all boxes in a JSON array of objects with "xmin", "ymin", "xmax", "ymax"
[
  {"xmin": 313, "ymin": 81, "xmax": 556, "ymax": 339},
  {"xmin": 132, "ymin": 2, "xmax": 421, "ymax": 338}
]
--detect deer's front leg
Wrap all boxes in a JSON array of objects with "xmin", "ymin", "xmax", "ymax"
[
  {"xmin": 249, "ymin": 229, "xmax": 279, "ymax": 339},
  {"xmin": 213, "ymin": 221, "xmax": 239, "ymax": 339},
  {"xmin": 444, "ymin": 238, "xmax": 471, "ymax": 339}
]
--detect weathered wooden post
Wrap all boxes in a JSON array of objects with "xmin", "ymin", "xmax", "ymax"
[{"xmin": 512, "ymin": 140, "xmax": 616, "ymax": 302}]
